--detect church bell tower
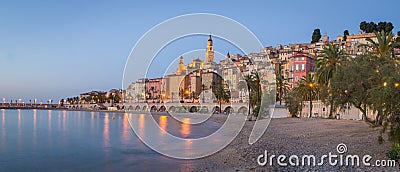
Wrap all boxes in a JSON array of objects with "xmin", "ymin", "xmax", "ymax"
[{"xmin": 205, "ymin": 35, "xmax": 214, "ymax": 63}]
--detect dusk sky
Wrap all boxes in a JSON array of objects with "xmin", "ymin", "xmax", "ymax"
[{"xmin": 0, "ymin": 0, "xmax": 399, "ymax": 102}]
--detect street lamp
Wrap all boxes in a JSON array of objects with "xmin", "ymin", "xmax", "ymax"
[
  {"xmin": 395, "ymin": 83, "xmax": 400, "ymax": 88},
  {"xmin": 383, "ymin": 82, "xmax": 388, "ymax": 87}
]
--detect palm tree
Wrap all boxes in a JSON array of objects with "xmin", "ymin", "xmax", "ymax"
[
  {"xmin": 190, "ymin": 91, "xmax": 197, "ymax": 103},
  {"xmin": 179, "ymin": 88, "xmax": 184, "ymax": 102},
  {"xmin": 360, "ymin": 30, "xmax": 400, "ymax": 58},
  {"xmin": 149, "ymin": 87, "xmax": 156, "ymax": 101},
  {"xmin": 201, "ymin": 84, "xmax": 207, "ymax": 103},
  {"xmin": 244, "ymin": 72, "xmax": 262, "ymax": 118},
  {"xmin": 215, "ymin": 85, "xmax": 230, "ymax": 113},
  {"xmin": 276, "ymin": 76, "xmax": 290, "ymax": 105},
  {"xmin": 315, "ymin": 44, "xmax": 347, "ymax": 118},
  {"xmin": 295, "ymin": 74, "xmax": 316, "ymax": 118}
]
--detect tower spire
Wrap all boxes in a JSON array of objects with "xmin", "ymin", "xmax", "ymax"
[{"xmin": 205, "ymin": 35, "xmax": 214, "ymax": 63}]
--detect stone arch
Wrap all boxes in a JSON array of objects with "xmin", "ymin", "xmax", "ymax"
[
  {"xmin": 169, "ymin": 106, "xmax": 176, "ymax": 113},
  {"xmin": 176, "ymin": 106, "xmax": 188, "ymax": 113},
  {"xmin": 142, "ymin": 106, "xmax": 147, "ymax": 111},
  {"xmin": 212, "ymin": 106, "xmax": 220, "ymax": 114},
  {"xmin": 198, "ymin": 106, "xmax": 209, "ymax": 113},
  {"xmin": 159, "ymin": 105, "xmax": 166, "ymax": 112},
  {"xmin": 238, "ymin": 106, "xmax": 248, "ymax": 115},
  {"xmin": 224, "ymin": 106, "xmax": 233, "ymax": 115},
  {"xmin": 189, "ymin": 106, "xmax": 198, "ymax": 113},
  {"xmin": 128, "ymin": 105, "xmax": 134, "ymax": 111},
  {"xmin": 150, "ymin": 105, "xmax": 157, "ymax": 112},
  {"xmin": 135, "ymin": 105, "xmax": 141, "ymax": 111}
]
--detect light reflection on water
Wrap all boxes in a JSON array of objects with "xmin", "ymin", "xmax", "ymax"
[{"xmin": 0, "ymin": 109, "xmax": 220, "ymax": 171}]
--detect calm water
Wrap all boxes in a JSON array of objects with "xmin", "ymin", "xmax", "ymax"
[{"xmin": 0, "ymin": 109, "xmax": 221, "ymax": 171}]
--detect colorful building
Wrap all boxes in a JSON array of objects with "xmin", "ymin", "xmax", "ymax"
[{"xmin": 288, "ymin": 51, "xmax": 314, "ymax": 88}]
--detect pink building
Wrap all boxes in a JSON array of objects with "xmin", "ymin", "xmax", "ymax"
[
  {"xmin": 288, "ymin": 51, "xmax": 314, "ymax": 88},
  {"xmin": 145, "ymin": 78, "xmax": 162, "ymax": 101}
]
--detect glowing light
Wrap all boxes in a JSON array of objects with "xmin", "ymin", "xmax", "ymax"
[{"xmin": 181, "ymin": 118, "xmax": 191, "ymax": 137}]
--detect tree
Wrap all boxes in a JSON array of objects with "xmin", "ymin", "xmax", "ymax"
[
  {"xmin": 215, "ymin": 85, "xmax": 230, "ymax": 113},
  {"xmin": 284, "ymin": 90, "xmax": 302, "ymax": 117},
  {"xmin": 343, "ymin": 30, "xmax": 349, "ymax": 41},
  {"xmin": 311, "ymin": 28, "xmax": 321, "ymax": 43},
  {"xmin": 360, "ymin": 30, "xmax": 400, "ymax": 58},
  {"xmin": 377, "ymin": 22, "xmax": 394, "ymax": 33},
  {"xmin": 330, "ymin": 54, "xmax": 378, "ymax": 124},
  {"xmin": 315, "ymin": 44, "xmax": 347, "ymax": 118},
  {"xmin": 276, "ymin": 76, "xmax": 290, "ymax": 105},
  {"xmin": 361, "ymin": 21, "xmax": 393, "ymax": 33},
  {"xmin": 59, "ymin": 99, "xmax": 64, "ymax": 106},
  {"xmin": 244, "ymin": 72, "xmax": 262, "ymax": 118},
  {"xmin": 190, "ymin": 91, "xmax": 197, "ymax": 103},
  {"xmin": 366, "ymin": 22, "xmax": 377, "ymax": 33},
  {"xmin": 200, "ymin": 84, "xmax": 207, "ymax": 103},
  {"xmin": 360, "ymin": 21, "xmax": 367, "ymax": 32},
  {"xmin": 295, "ymin": 74, "xmax": 317, "ymax": 118}
]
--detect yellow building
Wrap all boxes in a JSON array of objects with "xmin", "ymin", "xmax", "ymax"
[
  {"xmin": 205, "ymin": 35, "xmax": 214, "ymax": 63},
  {"xmin": 175, "ymin": 56, "xmax": 186, "ymax": 75}
]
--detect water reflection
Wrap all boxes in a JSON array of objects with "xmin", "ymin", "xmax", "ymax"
[
  {"xmin": 104, "ymin": 113, "xmax": 110, "ymax": 147},
  {"xmin": 159, "ymin": 116, "xmax": 168, "ymax": 135},
  {"xmin": 138, "ymin": 114, "xmax": 145, "ymax": 137},
  {"xmin": 18, "ymin": 109, "xmax": 21, "ymax": 130},
  {"xmin": 1, "ymin": 109, "xmax": 4, "ymax": 146},
  {"xmin": 48, "ymin": 110, "xmax": 52, "ymax": 131},
  {"xmin": 33, "ymin": 109, "xmax": 37, "ymax": 145},
  {"xmin": 1, "ymin": 109, "xmax": 4, "ymax": 126},
  {"xmin": 17, "ymin": 109, "xmax": 22, "ymax": 150},
  {"xmin": 181, "ymin": 118, "xmax": 191, "ymax": 138},
  {"xmin": 122, "ymin": 114, "xmax": 130, "ymax": 145},
  {"xmin": 63, "ymin": 111, "xmax": 66, "ymax": 131}
]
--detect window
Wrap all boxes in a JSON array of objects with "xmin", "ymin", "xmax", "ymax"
[
  {"xmin": 301, "ymin": 64, "xmax": 305, "ymax": 71},
  {"xmin": 295, "ymin": 76, "xmax": 298, "ymax": 81},
  {"xmin": 295, "ymin": 64, "xmax": 299, "ymax": 71}
]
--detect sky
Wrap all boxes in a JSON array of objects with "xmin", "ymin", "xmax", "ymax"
[{"xmin": 0, "ymin": 0, "xmax": 399, "ymax": 102}]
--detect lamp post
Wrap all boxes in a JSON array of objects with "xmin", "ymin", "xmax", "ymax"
[{"xmin": 308, "ymin": 82, "xmax": 313, "ymax": 118}]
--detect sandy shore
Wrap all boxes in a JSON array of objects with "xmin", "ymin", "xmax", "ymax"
[{"xmin": 186, "ymin": 115, "xmax": 399, "ymax": 171}]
